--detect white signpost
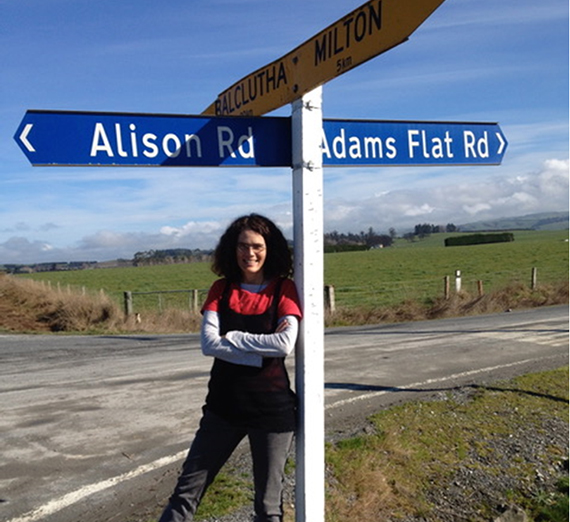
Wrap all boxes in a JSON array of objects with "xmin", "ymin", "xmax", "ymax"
[
  {"xmin": 291, "ymin": 87, "xmax": 325, "ymax": 522},
  {"xmin": 13, "ymin": 1, "xmax": 509, "ymax": 521}
]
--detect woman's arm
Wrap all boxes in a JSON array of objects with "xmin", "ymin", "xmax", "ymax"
[
  {"xmin": 224, "ymin": 315, "xmax": 299, "ymax": 357},
  {"xmin": 201, "ymin": 310, "xmax": 263, "ymax": 367}
]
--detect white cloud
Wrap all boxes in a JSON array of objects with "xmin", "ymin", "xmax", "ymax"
[
  {"xmin": 1, "ymin": 158, "xmax": 566, "ymax": 264},
  {"xmin": 403, "ymin": 204, "xmax": 436, "ymax": 217},
  {"xmin": 324, "ymin": 158, "xmax": 569, "ymax": 233},
  {"xmin": 160, "ymin": 220, "xmax": 224, "ymax": 241},
  {"xmin": 0, "ymin": 237, "xmax": 57, "ymax": 265},
  {"xmin": 463, "ymin": 203, "xmax": 491, "ymax": 215}
]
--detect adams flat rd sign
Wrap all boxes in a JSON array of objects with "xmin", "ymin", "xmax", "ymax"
[
  {"xmin": 323, "ymin": 119, "xmax": 507, "ymax": 166},
  {"xmin": 14, "ymin": 110, "xmax": 508, "ymax": 167},
  {"xmin": 203, "ymin": 0, "xmax": 446, "ymax": 117}
]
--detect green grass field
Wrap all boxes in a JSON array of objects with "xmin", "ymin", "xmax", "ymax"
[
  {"xmin": 325, "ymin": 229, "xmax": 569, "ymax": 308},
  {"xmin": 20, "ymin": 230, "xmax": 569, "ymax": 311}
]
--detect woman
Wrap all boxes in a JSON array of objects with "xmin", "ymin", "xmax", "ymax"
[{"xmin": 159, "ymin": 214, "xmax": 302, "ymax": 522}]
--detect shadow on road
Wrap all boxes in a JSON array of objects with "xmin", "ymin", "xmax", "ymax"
[{"xmin": 325, "ymin": 381, "xmax": 569, "ymax": 404}]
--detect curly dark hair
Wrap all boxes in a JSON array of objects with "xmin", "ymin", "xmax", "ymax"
[{"xmin": 212, "ymin": 214, "xmax": 293, "ymax": 282}]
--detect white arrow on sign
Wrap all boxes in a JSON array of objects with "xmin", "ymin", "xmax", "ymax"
[
  {"xmin": 496, "ymin": 132, "xmax": 506, "ymax": 155},
  {"xmin": 19, "ymin": 123, "xmax": 35, "ymax": 152}
]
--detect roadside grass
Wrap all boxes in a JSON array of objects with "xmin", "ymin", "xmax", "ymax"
[
  {"xmin": 325, "ymin": 367, "xmax": 569, "ymax": 522},
  {"xmin": 0, "ymin": 274, "xmax": 203, "ymax": 333},
  {"xmin": 194, "ymin": 470, "xmax": 252, "ymax": 520},
  {"xmin": 327, "ymin": 280, "xmax": 569, "ymax": 327},
  {"xmin": 0, "ymin": 274, "xmax": 125, "ymax": 333}
]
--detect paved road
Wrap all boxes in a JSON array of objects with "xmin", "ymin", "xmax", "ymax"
[{"xmin": 1, "ymin": 306, "xmax": 568, "ymax": 522}]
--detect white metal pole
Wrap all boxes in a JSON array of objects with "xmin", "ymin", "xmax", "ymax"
[{"xmin": 291, "ymin": 86, "xmax": 325, "ymax": 522}]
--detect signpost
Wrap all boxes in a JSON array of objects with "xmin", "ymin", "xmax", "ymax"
[
  {"xmin": 15, "ymin": 111, "xmax": 507, "ymax": 167},
  {"xmin": 202, "ymin": 0, "xmax": 446, "ymax": 117},
  {"xmin": 292, "ymin": 87, "xmax": 325, "ymax": 522},
  {"xmin": 13, "ymin": 1, "xmax": 510, "ymax": 521}
]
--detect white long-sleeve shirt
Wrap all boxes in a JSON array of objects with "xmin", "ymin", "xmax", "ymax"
[{"xmin": 201, "ymin": 310, "xmax": 299, "ymax": 368}]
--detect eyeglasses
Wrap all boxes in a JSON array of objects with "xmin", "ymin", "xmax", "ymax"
[{"xmin": 237, "ymin": 242, "xmax": 266, "ymax": 254}]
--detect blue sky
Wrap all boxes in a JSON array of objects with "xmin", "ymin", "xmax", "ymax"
[{"xmin": 1, "ymin": 0, "xmax": 568, "ymax": 264}]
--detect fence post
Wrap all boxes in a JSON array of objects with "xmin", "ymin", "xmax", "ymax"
[
  {"xmin": 324, "ymin": 285, "xmax": 335, "ymax": 313},
  {"xmin": 455, "ymin": 270, "xmax": 462, "ymax": 293},
  {"xmin": 477, "ymin": 280, "xmax": 484, "ymax": 297},
  {"xmin": 190, "ymin": 289, "xmax": 199, "ymax": 313},
  {"xmin": 531, "ymin": 267, "xmax": 538, "ymax": 290},
  {"xmin": 443, "ymin": 276, "xmax": 450, "ymax": 299},
  {"xmin": 123, "ymin": 291, "xmax": 133, "ymax": 317}
]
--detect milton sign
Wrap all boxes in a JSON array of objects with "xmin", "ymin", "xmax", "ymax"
[{"xmin": 202, "ymin": 0, "xmax": 447, "ymax": 117}]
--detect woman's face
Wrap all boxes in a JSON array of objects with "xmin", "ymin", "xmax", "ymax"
[{"xmin": 236, "ymin": 229, "xmax": 267, "ymax": 284}]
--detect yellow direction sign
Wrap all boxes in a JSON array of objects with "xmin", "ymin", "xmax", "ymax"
[{"xmin": 203, "ymin": 0, "xmax": 446, "ymax": 117}]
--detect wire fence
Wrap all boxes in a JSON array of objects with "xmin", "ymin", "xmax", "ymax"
[
  {"xmin": 121, "ymin": 267, "xmax": 559, "ymax": 316},
  {"xmin": 123, "ymin": 289, "xmax": 210, "ymax": 315}
]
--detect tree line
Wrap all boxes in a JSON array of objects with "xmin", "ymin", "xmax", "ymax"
[
  {"xmin": 324, "ymin": 223, "xmax": 457, "ymax": 252},
  {"xmin": 400, "ymin": 223, "xmax": 458, "ymax": 241},
  {"xmin": 132, "ymin": 248, "xmax": 212, "ymax": 266}
]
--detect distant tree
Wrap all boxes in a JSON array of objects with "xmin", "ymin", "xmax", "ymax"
[
  {"xmin": 414, "ymin": 223, "xmax": 433, "ymax": 238},
  {"xmin": 132, "ymin": 248, "xmax": 208, "ymax": 266},
  {"xmin": 446, "ymin": 223, "xmax": 457, "ymax": 233},
  {"xmin": 413, "ymin": 223, "xmax": 450, "ymax": 237}
]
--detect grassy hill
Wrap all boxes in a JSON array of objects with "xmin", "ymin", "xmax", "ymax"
[{"xmin": 459, "ymin": 211, "xmax": 568, "ymax": 232}]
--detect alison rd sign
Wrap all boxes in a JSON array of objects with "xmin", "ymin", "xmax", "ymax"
[{"xmin": 14, "ymin": 110, "xmax": 291, "ymax": 167}]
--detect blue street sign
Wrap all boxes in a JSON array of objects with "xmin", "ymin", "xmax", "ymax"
[
  {"xmin": 14, "ymin": 110, "xmax": 292, "ymax": 167},
  {"xmin": 14, "ymin": 111, "xmax": 507, "ymax": 167},
  {"xmin": 322, "ymin": 119, "xmax": 507, "ymax": 166}
]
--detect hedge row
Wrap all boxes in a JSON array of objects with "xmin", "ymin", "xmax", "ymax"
[{"xmin": 444, "ymin": 233, "xmax": 515, "ymax": 247}]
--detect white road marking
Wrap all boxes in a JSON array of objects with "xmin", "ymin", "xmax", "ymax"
[
  {"xmin": 475, "ymin": 328, "xmax": 569, "ymax": 346},
  {"xmin": 6, "ymin": 450, "xmax": 187, "ymax": 522},
  {"xmin": 325, "ymin": 356, "xmax": 558, "ymax": 409}
]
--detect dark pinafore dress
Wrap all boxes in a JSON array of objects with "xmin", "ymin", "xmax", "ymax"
[{"xmin": 204, "ymin": 278, "xmax": 297, "ymax": 432}]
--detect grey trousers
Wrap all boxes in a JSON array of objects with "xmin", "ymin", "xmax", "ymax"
[{"xmin": 158, "ymin": 410, "xmax": 294, "ymax": 522}]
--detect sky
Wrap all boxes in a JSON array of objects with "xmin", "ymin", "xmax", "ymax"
[{"xmin": 1, "ymin": 0, "xmax": 568, "ymax": 264}]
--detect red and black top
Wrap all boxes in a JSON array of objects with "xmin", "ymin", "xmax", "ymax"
[{"xmin": 201, "ymin": 277, "xmax": 302, "ymax": 432}]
